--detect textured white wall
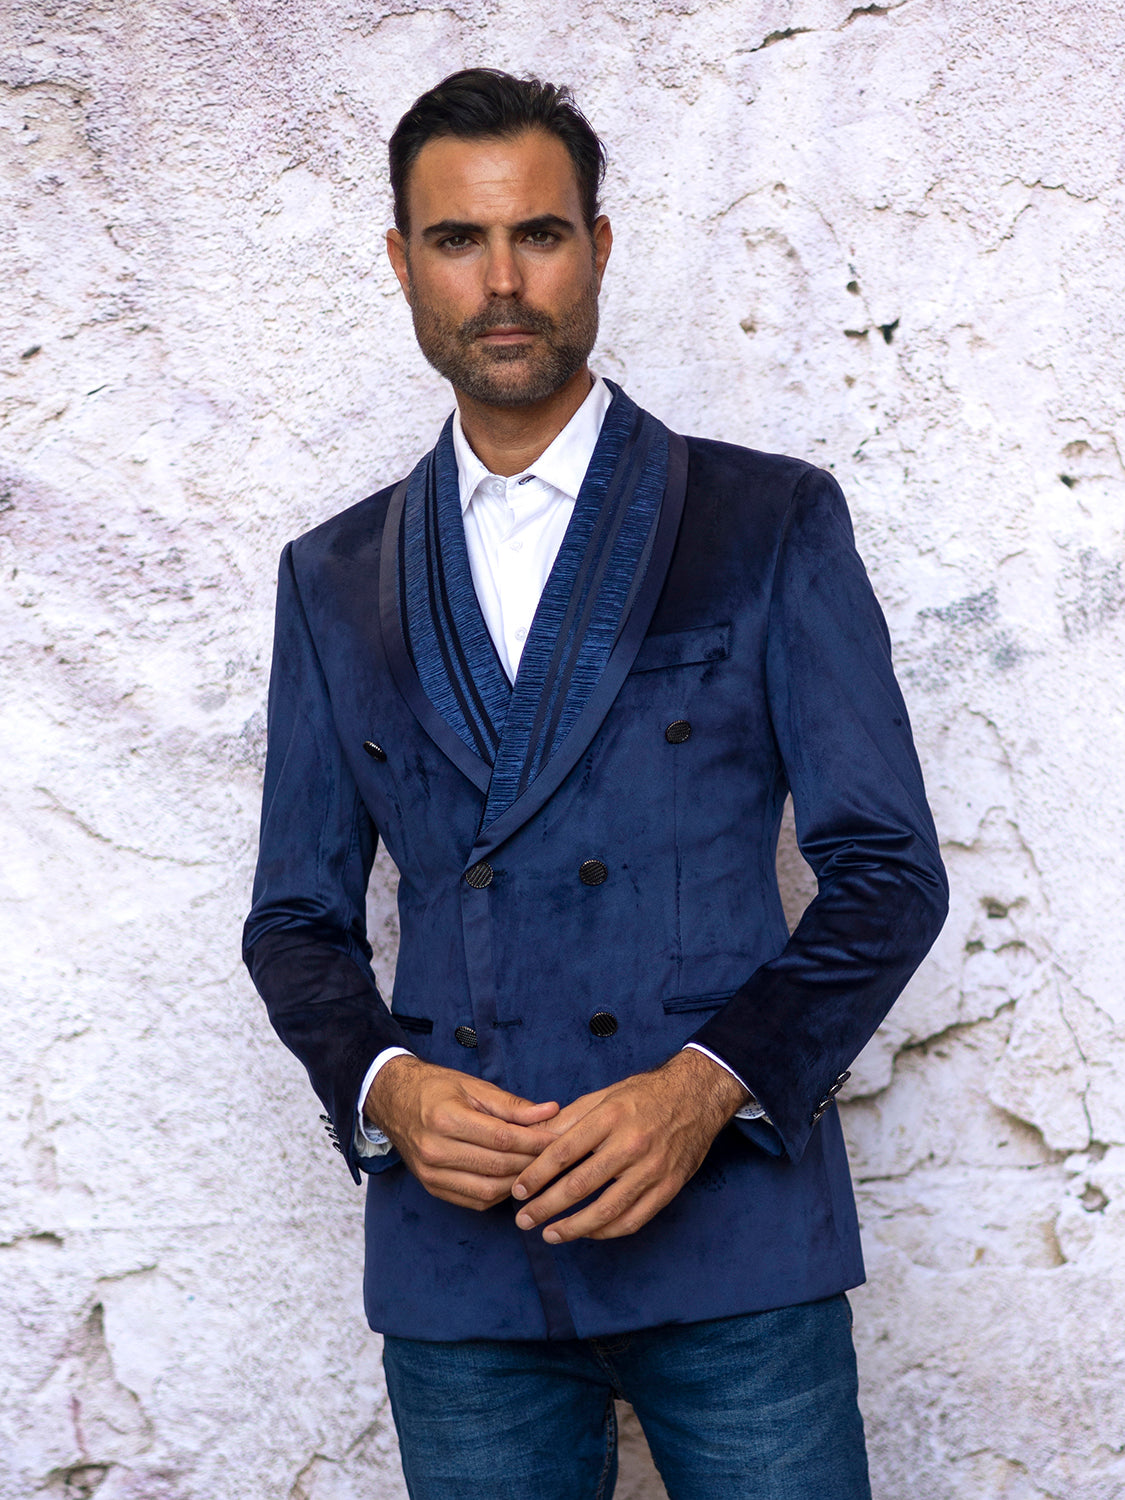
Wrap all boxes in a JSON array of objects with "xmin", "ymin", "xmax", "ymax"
[{"xmin": 2, "ymin": 2, "xmax": 1122, "ymax": 1496}]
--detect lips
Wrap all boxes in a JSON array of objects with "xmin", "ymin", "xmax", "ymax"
[{"xmin": 461, "ymin": 304, "xmax": 555, "ymax": 344}]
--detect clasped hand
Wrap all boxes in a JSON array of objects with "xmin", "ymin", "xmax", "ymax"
[{"xmin": 366, "ymin": 1050, "xmax": 749, "ymax": 1243}]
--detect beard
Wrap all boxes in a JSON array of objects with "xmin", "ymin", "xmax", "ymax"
[{"xmin": 407, "ymin": 273, "xmax": 600, "ymax": 408}]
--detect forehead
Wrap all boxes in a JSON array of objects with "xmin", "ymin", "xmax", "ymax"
[{"xmin": 404, "ymin": 129, "xmax": 584, "ymax": 231}]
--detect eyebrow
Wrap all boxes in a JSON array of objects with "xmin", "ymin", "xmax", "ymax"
[{"xmin": 419, "ymin": 214, "xmax": 578, "ymax": 242}]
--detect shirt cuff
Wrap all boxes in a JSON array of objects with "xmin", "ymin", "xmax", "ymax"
[
  {"xmin": 682, "ymin": 1043, "xmax": 768, "ymax": 1121},
  {"xmin": 354, "ymin": 1046, "xmax": 413, "ymax": 1157}
]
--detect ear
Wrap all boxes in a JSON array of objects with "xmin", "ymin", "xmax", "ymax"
[
  {"xmin": 592, "ymin": 215, "xmax": 613, "ymax": 290},
  {"xmin": 386, "ymin": 228, "xmax": 412, "ymax": 302}
]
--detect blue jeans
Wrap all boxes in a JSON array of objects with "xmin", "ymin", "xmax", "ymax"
[{"xmin": 382, "ymin": 1295, "xmax": 871, "ymax": 1499}]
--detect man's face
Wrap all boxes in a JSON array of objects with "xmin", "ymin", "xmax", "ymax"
[{"xmin": 387, "ymin": 129, "xmax": 612, "ymax": 408}]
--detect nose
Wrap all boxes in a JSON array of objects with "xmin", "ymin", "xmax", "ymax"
[{"xmin": 483, "ymin": 237, "xmax": 523, "ymax": 299}]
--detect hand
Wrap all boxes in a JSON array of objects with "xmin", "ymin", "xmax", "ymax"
[
  {"xmin": 510, "ymin": 1049, "xmax": 750, "ymax": 1243},
  {"xmin": 365, "ymin": 1056, "xmax": 561, "ymax": 1211}
]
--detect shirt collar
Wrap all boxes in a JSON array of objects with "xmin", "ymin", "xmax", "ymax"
[{"xmin": 451, "ymin": 375, "xmax": 612, "ymax": 515}]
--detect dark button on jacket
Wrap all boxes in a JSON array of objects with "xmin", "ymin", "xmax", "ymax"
[
  {"xmin": 363, "ymin": 740, "xmax": 387, "ymax": 761},
  {"xmin": 465, "ymin": 862, "xmax": 493, "ymax": 889},
  {"xmin": 454, "ymin": 1025, "xmax": 479, "ymax": 1048},
  {"xmin": 665, "ymin": 719, "xmax": 692, "ymax": 744},
  {"xmin": 589, "ymin": 1011, "xmax": 619, "ymax": 1037},
  {"xmin": 579, "ymin": 859, "xmax": 608, "ymax": 886}
]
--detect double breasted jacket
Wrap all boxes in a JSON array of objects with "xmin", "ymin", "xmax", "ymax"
[{"xmin": 244, "ymin": 386, "xmax": 948, "ymax": 1341}]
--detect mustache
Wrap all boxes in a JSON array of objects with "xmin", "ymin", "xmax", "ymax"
[{"xmin": 459, "ymin": 301, "xmax": 556, "ymax": 341}]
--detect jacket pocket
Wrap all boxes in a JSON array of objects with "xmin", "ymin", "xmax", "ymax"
[
  {"xmin": 630, "ymin": 623, "xmax": 732, "ymax": 673},
  {"xmin": 392, "ymin": 1013, "xmax": 434, "ymax": 1035},
  {"xmin": 662, "ymin": 991, "xmax": 733, "ymax": 1015}
]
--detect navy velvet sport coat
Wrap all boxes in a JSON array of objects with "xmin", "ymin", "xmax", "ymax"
[{"xmin": 243, "ymin": 400, "xmax": 948, "ymax": 1342}]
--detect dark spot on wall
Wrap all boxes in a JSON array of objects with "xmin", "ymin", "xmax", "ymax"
[
  {"xmin": 880, "ymin": 319, "xmax": 899, "ymax": 344},
  {"xmin": 983, "ymin": 898, "xmax": 1009, "ymax": 918},
  {"xmin": 990, "ymin": 638, "xmax": 1024, "ymax": 671},
  {"xmin": 845, "ymin": 328, "xmax": 868, "ymax": 339},
  {"xmin": 1080, "ymin": 1184, "xmax": 1108, "ymax": 1213},
  {"xmin": 20, "ymin": 344, "xmax": 41, "ymax": 360},
  {"xmin": 1061, "ymin": 549, "xmax": 1124, "ymax": 637},
  {"xmin": 921, "ymin": 587, "xmax": 999, "ymax": 629},
  {"xmin": 847, "ymin": 280, "xmax": 861, "ymax": 294},
  {"xmin": 1059, "ymin": 473, "xmax": 1077, "ymax": 488}
]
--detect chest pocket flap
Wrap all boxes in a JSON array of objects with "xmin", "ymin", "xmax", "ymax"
[{"xmin": 630, "ymin": 622, "xmax": 732, "ymax": 673}]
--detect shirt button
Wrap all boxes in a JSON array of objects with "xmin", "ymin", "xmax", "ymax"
[
  {"xmin": 515, "ymin": 626, "xmax": 527, "ymax": 641},
  {"xmin": 509, "ymin": 539, "xmax": 524, "ymax": 552}
]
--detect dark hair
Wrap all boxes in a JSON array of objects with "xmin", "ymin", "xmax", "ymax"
[{"xmin": 389, "ymin": 68, "xmax": 607, "ymax": 234}]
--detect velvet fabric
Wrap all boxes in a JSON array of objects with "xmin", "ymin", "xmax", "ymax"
[{"xmin": 243, "ymin": 396, "xmax": 948, "ymax": 1342}]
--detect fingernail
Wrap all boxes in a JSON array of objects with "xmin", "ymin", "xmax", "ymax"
[
  {"xmin": 512, "ymin": 1184, "xmax": 527, "ymax": 1200},
  {"xmin": 515, "ymin": 1213, "xmax": 533, "ymax": 1230},
  {"xmin": 543, "ymin": 1229, "xmax": 561, "ymax": 1245}
]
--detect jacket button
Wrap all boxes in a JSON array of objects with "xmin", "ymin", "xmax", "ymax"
[
  {"xmin": 579, "ymin": 859, "xmax": 608, "ymax": 886},
  {"xmin": 665, "ymin": 720, "xmax": 692, "ymax": 744},
  {"xmin": 589, "ymin": 1011, "xmax": 618, "ymax": 1037},
  {"xmin": 465, "ymin": 862, "xmax": 493, "ymax": 889},
  {"xmin": 454, "ymin": 1025, "xmax": 479, "ymax": 1048},
  {"xmin": 363, "ymin": 740, "xmax": 387, "ymax": 762}
]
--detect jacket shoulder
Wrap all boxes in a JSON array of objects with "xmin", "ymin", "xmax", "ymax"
[
  {"xmin": 681, "ymin": 435, "xmax": 843, "ymax": 543},
  {"xmin": 288, "ymin": 477, "xmax": 404, "ymax": 570},
  {"xmin": 684, "ymin": 434, "xmax": 828, "ymax": 496}
]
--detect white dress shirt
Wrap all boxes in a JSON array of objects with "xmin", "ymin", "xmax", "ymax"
[{"xmin": 356, "ymin": 377, "xmax": 764, "ymax": 1154}]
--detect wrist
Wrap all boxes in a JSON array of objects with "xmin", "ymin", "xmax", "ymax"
[
  {"xmin": 663, "ymin": 1047, "xmax": 751, "ymax": 1122},
  {"xmin": 364, "ymin": 1053, "xmax": 426, "ymax": 1129}
]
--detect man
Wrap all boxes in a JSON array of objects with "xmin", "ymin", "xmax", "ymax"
[{"xmin": 244, "ymin": 68, "xmax": 947, "ymax": 1499}]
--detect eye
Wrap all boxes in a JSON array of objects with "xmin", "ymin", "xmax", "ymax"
[
  {"xmin": 438, "ymin": 234, "xmax": 473, "ymax": 251},
  {"xmin": 525, "ymin": 230, "xmax": 558, "ymax": 246}
]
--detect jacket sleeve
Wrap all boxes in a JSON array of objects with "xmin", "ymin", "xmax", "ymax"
[
  {"xmin": 688, "ymin": 466, "xmax": 948, "ymax": 1163},
  {"xmin": 242, "ymin": 542, "xmax": 411, "ymax": 1182}
]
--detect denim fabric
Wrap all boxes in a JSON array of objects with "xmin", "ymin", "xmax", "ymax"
[{"xmin": 382, "ymin": 1295, "xmax": 871, "ymax": 1500}]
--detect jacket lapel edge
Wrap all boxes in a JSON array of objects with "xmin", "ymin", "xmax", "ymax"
[
  {"xmin": 470, "ymin": 430, "xmax": 690, "ymax": 860},
  {"xmin": 379, "ymin": 474, "xmax": 493, "ymax": 794}
]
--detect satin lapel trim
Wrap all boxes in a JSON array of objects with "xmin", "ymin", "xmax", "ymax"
[
  {"xmin": 470, "ymin": 430, "xmax": 689, "ymax": 862},
  {"xmin": 378, "ymin": 472, "xmax": 493, "ymax": 794}
]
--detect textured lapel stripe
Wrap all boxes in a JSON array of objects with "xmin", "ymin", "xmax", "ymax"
[
  {"xmin": 520, "ymin": 412, "xmax": 657, "ymax": 796},
  {"xmin": 391, "ymin": 387, "xmax": 674, "ymax": 832},
  {"xmin": 400, "ymin": 428, "xmax": 511, "ymax": 764},
  {"xmin": 482, "ymin": 387, "xmax": 669, "ymax": 827}
]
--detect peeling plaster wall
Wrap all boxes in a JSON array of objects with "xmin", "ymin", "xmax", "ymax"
[{"xmin": 1, "ymin": 1, "xmax": 1122, "ymax": 1496}]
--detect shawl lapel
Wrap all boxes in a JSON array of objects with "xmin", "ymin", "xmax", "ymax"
[{"xmin": 381, "ymin": 384, "xmax": 688, "ymax": 849}]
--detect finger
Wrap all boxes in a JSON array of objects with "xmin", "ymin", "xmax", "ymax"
[
  {"xmin": 514, "ymin": 1139, "xmax": 634, "ymax": 1229},
  {"xmin": 437, "ymin": 1105, "xmax": 563, "ymax": 1160},
  {"xmin": 536, "ymin": 1089, "xmax": 610, "ymax": 1139},
  {"xmin": 512, "ymin": 1107, "xmax": 621, "ymax": 1202},
  {"xmin": 418, "ymin": 1167, "xmax": 521, "ymax": 1210},
  {"xmin": 468, "ymin": 1086, "xmax": 560, "ymax": 1125},
  {"xmin": 569, "ymin": 1182, "xmax": 677, "ymax": 1242},
  {"xmin": 413, "ymin": 1138, "xmax": 540, "ymax": 1179}
]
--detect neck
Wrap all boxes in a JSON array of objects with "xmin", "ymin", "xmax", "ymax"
[{"xmin": 454, "ymin": 367, "xmax": 594, "ymax": 477}]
